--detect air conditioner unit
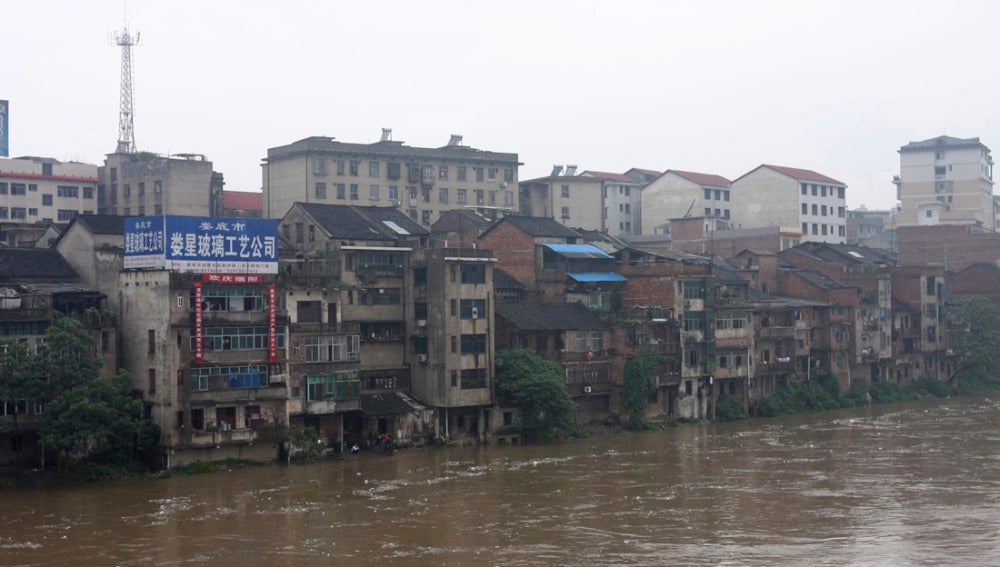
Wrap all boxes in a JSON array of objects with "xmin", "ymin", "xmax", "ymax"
[
  {"xmin": 471, "ymin": 307, "xmax": 479, "ymax": 320},
  {"xmin": 684, "ymin": 300, "xmax": 692, "ymax": 309},
  {"xmin": 583, "ymin": 385, "xmax": 592, "ymax": 393},
  {"xmin": 417, "ymin": 319, "xmax": 427, "ymax": 327},
  {"xmin": 418, "ymin": 354, "xmax": 428, "ymax": 363},
  {"xmin": 501, "ymin": 182, "xmax": 508, "ymax": 188}
]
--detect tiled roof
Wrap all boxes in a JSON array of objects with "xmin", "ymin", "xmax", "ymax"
[
  {"xmin": 626, "ymin": 168, "xmax": 661, "ymax": 177},
  {"xmin": 667, "ymin": 170, "xmax": 732, "ymax": 188},
  {"xmin": 298, "ymin": 203, "xmax": 428, "ymax": 241},
  {"xmin": 223, "ymin": 191, "xmax": 263, "ymax": 211},
  {"xmin": 437, "ymin": 209, "xmax": 496, "ymax": 231},
  {"xmin": 794, "ymin": 269, "xmax": 851, "ymax": 290},
  {"xmin": 493, "ymin": 268, "xmax": 524, "ymax": 290},
  {"xmin": 74, "ymin": 214, "xmax": 126, "ymax": 235},
  {"xmin": 0, "ymin": 249, "xmax": 78, "ymax": 280},
  {"xmin": 361, "ymin": 392, "xmax": 426, "ymax": 416},
  {"xmin": 760, "ymin": 164, "xmax": 844, "ymax": 185},
  {"xmin": 581, "ymin": 170, "xmax": 642, "ymax": 183},
  {"xmin": 899, "ymin": 135, "xmax": 989, "ymax": 153},
  {"xmin": 492, "ymin": 216, "xmax": 580, "ymax": 239},
  {"xmin": 267, "ymin": 136, "xmax": 519, "ymax": 165},
  {"xmin": 497, "ymin": 302, "xmax": 607, "ymax": 331}
]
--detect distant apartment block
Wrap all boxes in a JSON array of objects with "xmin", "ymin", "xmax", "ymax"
[
  {"xmin": 0, "ymin": 157, "xmax": 99, "ymax": 237},
  {"xmin": 519, "ymin": 165, "xmax": 648, "ymax": 237},
  {"xmin": 98, "ymin": 152, "xmax": 224, "ymax": 218},
  {"xmin": 639, "ymin": 170, "xmax": 732, "ymax": 236},
  {"xmin": 731, "ymin": 164, "xmax": 847, "ymax": 244},
  {"xmin": 846, "ymin": 208, "xmax": 891, "ymax": 245},
  {"xmin": 261, "ymin": 131, "xmax": 520, "ymax": 225},
  {"xmin": 893, "ymin": 136, "xmax": 994, "ymax": 231}
]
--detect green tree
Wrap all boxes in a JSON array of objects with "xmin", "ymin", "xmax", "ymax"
[
  {"xmin": 0, "ymin": 339, "xmax": 48, "ymax": 464},
  {"xmin": 40, "ymin": 370, "xmax": 156, "ymax": 475},
  {"xmin": 623, "ymin": 355, "xmax": 665, "ymax": 430},
  {"xmin": 951, "ymin": 297, "xmax": 1000, "ymax": 392},
  {"xmin": 495, "ymin": 349, "xmax": 575, "ymax": 440}
]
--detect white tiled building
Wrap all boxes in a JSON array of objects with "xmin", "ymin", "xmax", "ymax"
[{"xmin": 0, "ymin": 156, "xmax": 99, "ymax": 225}]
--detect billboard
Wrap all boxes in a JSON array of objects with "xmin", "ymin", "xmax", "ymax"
[
  {"xmin": 124, "ymin": 215, "xmax": 279, "ymax": 273},
  {"xmin": 0, "ymin": 100, "xmax": 7, "ymax": 157}
]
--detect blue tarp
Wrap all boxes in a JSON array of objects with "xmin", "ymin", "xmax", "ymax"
[{"xmin": 568, "ymin": 272, "xmax": 626, "ymax": 282}]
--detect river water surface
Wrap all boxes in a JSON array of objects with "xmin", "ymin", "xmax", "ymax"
[{"xmin": 3, "ymin": 396, "xmax": 1000, "ymax": 566}]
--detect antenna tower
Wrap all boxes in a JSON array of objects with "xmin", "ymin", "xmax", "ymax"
[{"xmin": 114, "ymin": 26, "xmax": 139, "ymax": 153}]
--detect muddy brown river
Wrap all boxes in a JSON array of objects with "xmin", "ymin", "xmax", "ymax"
[{"xmin": 3, "ymin": 395, "xmax": 1000, "ymax": 566}]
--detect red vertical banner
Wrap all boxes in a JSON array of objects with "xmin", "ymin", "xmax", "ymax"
[
  {"xmin": 193, "ymin": 282, "xmax": 203, "ymax": 364},
  {"xmin": 268, "ymin": 284, "xmax": 277, "ymax": 363}
]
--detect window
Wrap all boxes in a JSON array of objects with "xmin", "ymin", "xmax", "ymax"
[
  {"xmin": 349, "ymin": 160, "xmax": 360, "ymax": 176},
  {"xmin": 591, "ymin": 331, "xmax": 604, "ymax": 351},
  {"xmin": 315, "ymin": 182, "xmax": 327, "ymax": 199},
  {"xmin": 685, "ymin": 348, "xmax": 700, "ymax": 366},
  {"xmin": 369, "ymin": 161, "xmax": 380, "ymax": 177},
  {"xmin": 11, "ymin": 183, "xmax": 26, "ymax": 196},
  {"xmin": 414, "ymin": 267, "xmax": 427, "ymax": 286},
  {"xmin": 489, "ymin": 190, "xmax": 497, "ymax": 205},
  {"xmin": 421, "ymin": 210, "xmax": 431, "ymax": 225},
  {"xmin": 153, "ymin": 181, "xmax": 162, "ymax": 194},
  {"xmin": 198, "ymin": 327, "xmax": 285, "ymax": 351},
  {"xmin": 457, "ymin": 189, "xmax": 467, "ymax": 204},
  {"xmin": 438, "ymin": 165, "xmax": 448, "ymax": 179},
  {"xmin": 313, "ymin": 158, "xmax": 326, "ymax": 175},
  {"xmin": 723, "ymin": 191, "xmax": 730, "ymax": 202},
  {"xmin": 148, "ymin": 369, "xmax": 156, "ymax": 394},
  {"xmin": 57, "ymin": 186, "xmax": 79, "ymax": 198},
  {"xmin": 414, "ymin": 302, "xmax": 428, "ymax": 320},
  {"xmin": 309, "ymin": 225, "xmax": 315, "ymax": 242},
  {"xmin": 336, "ymin": 160, "xmax": 345, "ymax": 175},
  {"xmin": 358, "ymin": 288, "xmax": 402, "ymax": 305},
  {"xmin": 388, "ymin": 185, "xmax": 399, "ymax": 201},
  {"xmin": 0, "ymin": 183, "xmax": 6, "ymax": 194},
  {"xmin": 714, "ymin": 189, "xmax": 721, "ymax": 200},
  {"xmin": 838, "ymin": 206, "xmax": 845, "ymax": 218},
  {"xmin": 475, "ymin": 189, "xmax": 484, "ymax": 205},
  {"xmin": 460, "ymin": 299, "xmax": 485, "ymax": 319},
  {"xmin": 838, "ymin": 187, "xmax": 845, "ymax": 199},
  {"xmin": 488, "ymin": 167, "xmax": 498, "ymax": 180},
  {"xmin": 812, "ymin": 204, "xmax": 818, "ymax": 215},
  {"xmin": 839, "ymin": 225, "xmax": 845, "ymax": 237},
  {"xmin": 821, "ymin": 186, "xmax": 827, "ymax": 197},
  {"xmin": 624, "ymin": 203, "xmax": 630, "ymax": 214},
  {"xmin": 716, "ymin": 312, "xmax": 748, "ymax": 329},
  {"xmin": 439, "ymin": 187, "xmax": 449, "ymax": 203},
  {"xmin": 57, "ymin": 209, "xmax": 75, "ymax": 221},
  {"xmin": 350, "ymin": 184, "xmax": 359, "ymax": 200},
  {"xmin": 460, "ymin": 334, "xmax": 487, "ymax": 354},
  {"xmin": 460, "ymin": 369, "xmax": 487, "ymax": 389},
  {"xmin": 682, "ymin": 281, "xmax": 706, "ymax": 299},
  {"xmin": 475, "ymin": 167, "xmax": 484, "ymax": 181},
  {"xmin": 304, "ymin": 335, "xmax": 360, "ymax": 362},
  {"xmin": 138, "ymin": 182, "xmax": 145, "ymax": 196},
  {"xmin": 684, "ymin": 312, "xmax": 705, "ymax": 331},
  {"xmin": 336, "ymin": 183, "xmax": 346, "ymax": 199},
  {"xmin": 561, "ymin": 185, "xmax": 570, "ymax": 198},
  {"xmin": 460, "ymin": 263, "xmax": 486, "ymax": 284},
  {"xmin": 575, "ymin": 331, "xmax": 588, "ymax": 351},
  {"xmin": 822, "ymin": 225, "xmax": 828, "ymax": 236},
  {"xmin": 306, "ymin": 373, "xmax": 360, "ymax": 401},
  {"xmin": 457, "ymin": 166, "xmax": 467, "ymax": 181},
  {"xmin": 705, "ymin": 208, "xmax": 712, "ymax": 216},
  {"xmin": 295, "ymin": 222, "xmax": 304, "ymax": 243},
  {"xmin": 201, "ymin": 287, "xmax": 266, "ymax": 312},
  {"xmin": 935, "ymin": 166, "xmax": 946, "ymax": 176},
  {"xmin": 148, "ymin": 329, "xmax": 156, "ymax": 354},
  {"xmin": 812, "ymin": 223, "xmax": 818, "ymax": 235},
  {"xmin": 422, "ymin": 187, "xmax": 431, "ymax": 202},
  {"xmin": 811, "ymin": 185, "xmax": 817, "ymax": 196},
  {"xmin": 561, "ymin": 206, "xmax": 570, "ymax": 218},
  {"xmin": 369, "ymin": 185, "xmax": 380, "ymax": 200},
  {"xmin": 821, "ymin": 205, "xmax": 827, "ymax": 216},
  {"xmin": 504, "ymin": 191, "xmax": 514, "ymax": 206},
  {"xmin": 504, "ymin": 168, "xmax": 514, "ymax": 182},
  {"xmin": 28, "ymin": 208, "xmax": 37, "ymax": 217}
]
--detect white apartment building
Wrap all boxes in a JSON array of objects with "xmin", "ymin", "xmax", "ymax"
[
  {"xmin": 639, "ymin": 170, "xmax": 732, "ymax": 235},
  {"xmin": 262, "ymin": 132, "xmax": 519, "ymax": 225},
  {"xmin": 731, "ymin": 164, "xmax": 847, "ymax": 244},
  {"xmin": 580, "ymin": 170, "xmax": 645, "ymax": 236},
  {"xmin": 0, "ymin": 157, "xmax": 99, "ymax": 226},
  {"xmin": 894, "ymin": 136, "xmax": 994, "ymax": 230}
]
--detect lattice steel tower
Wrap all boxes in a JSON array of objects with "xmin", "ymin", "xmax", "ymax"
[{"xmin": 114, "ymin": 26, "xmax": 139, "ymax": 153}]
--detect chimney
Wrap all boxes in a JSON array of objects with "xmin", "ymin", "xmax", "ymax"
[
  {"xmin": 448, "ymin": 134, "xmax": 463, "ymax": 146},
  {"xmin": 380, "ymin": 128, "xmax": 392, "ymax": 142},
  {"xmin": 565, "ymin": 164, "xmax": 577, "ymax": 176},
  {"xmin": 551, "ymin": 165, "xmax": 564, "ymax": 176}
]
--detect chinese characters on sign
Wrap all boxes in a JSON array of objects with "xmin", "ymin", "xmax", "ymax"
[
  {"xmin": 268, "ymin": 284, "xmax": 277, "ymax": 363},
  {"xmin": 124, "ymin": 216, "xmax": 278, "ymax": 274},
  {"xmin": 194, "ymin": 282, "xmax": 203, "ymax": 364}
]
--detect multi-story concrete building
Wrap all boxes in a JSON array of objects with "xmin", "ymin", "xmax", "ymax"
[
  {"xmin": 518, "ymin": 166, "xmax": 646, "ymax": 237},
  {"xmin": 894, "ymin": 136, "xmax": 994, "ymax": 230},
  {"xmin": 846, "ymin": 207, "xmax": 891, "ymax": 245},
  {"xmin": 261, "ymin": 132, "xmax": 519, "ymax": 224},
  {"xmin": 731, "ymin": 164, "xmax": 847, "ymax": 243},
  {"xmin": 98, "ymin": 152, "xmax": 224, "ymax": 218},
  {"xmin": 579, "ymin": 170, "xmax": 644, "ymax": 236},
  {"xmin": 0, "ymin": 157, "xmax": 100, "ymax": 241},
  {"xmin": 639, "ymin": 170, "xmax": 732, "ymax": 236}
]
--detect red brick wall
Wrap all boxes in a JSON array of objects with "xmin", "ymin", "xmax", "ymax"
[
  {"xmin": 898, "ymin": 225, "xmax": 1000, "ymax": 271},
  {"xmin": 477, "ymin": 223, "xmax": 537, "ymax": 283}
]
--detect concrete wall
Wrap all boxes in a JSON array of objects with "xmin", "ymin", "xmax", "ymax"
[{"xmin": 640, "ymin": 173, "xmax": 703, "ymax": 235}]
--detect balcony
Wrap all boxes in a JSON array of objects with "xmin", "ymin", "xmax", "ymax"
[
  {"xmin": 559, "ymin": 349, "xmax": 613, "ymax": 363},
  {"xmin": 756, "ymin": 361, "xmax": 795, "ymax": 375},
  {"xmin": 758, "ymin": 326, "xmax": 795, "ymax": 340},
  {"xmin": 289, "ymin": 321, "xmax": 361, "ymax": 334},
  {"xmin": 190, "ymin": 384, "xmax": 289, "ymax": 404},
  {"xmin": 0, "ymin": 307, "xmax": 49, "ymax": 322}
]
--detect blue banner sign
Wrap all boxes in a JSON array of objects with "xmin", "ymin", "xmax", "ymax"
[
  {"xmin": 124, "ymin": 215, "xmax": 279, "ymax": 274},
  {"xmin": 0, "ymin": 100, "xmax": 8, "ymax": 157}
]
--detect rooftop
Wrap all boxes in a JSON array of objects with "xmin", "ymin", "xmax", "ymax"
[
  {"xmin": 0, "ymin": 249, "xmax": 78, "ymax": 280},
  {"xmin": 580, "ymin": 170, "xmax": 644, "ymax": 183},
  {"xmin": 497, "ymin": 302, "xmax": 608, "ymax": 331},
  {"xmin": 266, "ymin": 135, "xmax": 519, "ymax": 165},
  {"xmin": 297, "ymin": 203, "xmax": 428, "ymax": 241},
  {"xmin": 223, "ymin": 191, "xmax": 263, "ymax": 212},
  {"xmin": 487, "ymin": 216, "xmax": 580, "ymax": 239},
  {"xmin": 899, "ymin": 135, "xmax": 990, "ymax": 153},
  {"xmin": 666, "ymin": 169, "xmax": 732, "ymax": 188},
  {"xmin": 737, "ymin": 164, "xmax": 845, "ymax": 186}
]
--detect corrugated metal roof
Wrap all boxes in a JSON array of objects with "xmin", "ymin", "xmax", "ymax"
[
  {"xmin": 542, "ymin": 243, "xmax": 612, "ymax": 259},
  {"xmin": 568, "ymin": 273, "xmax": 626, "ymax": 283}
]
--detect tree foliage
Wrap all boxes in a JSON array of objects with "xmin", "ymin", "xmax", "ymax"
[
  {"xmin": 495, "ymin": 349, "xmax": 575, "ymax": 440},
  {"xmin": 951, "ymin": 297, "xmax": 1000, "ymax": 392},
  {"xmin": 623, "ymin": 355, "xmax": 664, "ymax": 430}
]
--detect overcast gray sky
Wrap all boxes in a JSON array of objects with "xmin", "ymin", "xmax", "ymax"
[{"xmin": 4, "ymin": 0, "xmax": 998, "ymax": 210}]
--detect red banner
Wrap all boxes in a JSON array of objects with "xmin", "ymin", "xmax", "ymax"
[
  {"xmin": 268, "ymin": 284, "xmax": 277, "ymax": 363},
  {"xmin": 194, "ymin": 282, "xmax": 203, "ymax": 364},
  {"xmin": 202, "ymin": 273, "xmax": 263, "ymax": 284}
]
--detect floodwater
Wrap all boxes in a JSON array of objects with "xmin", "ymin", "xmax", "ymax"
[{"xmin": 3, "ymin": 396, "xmax": 1000, "ymax": 566}]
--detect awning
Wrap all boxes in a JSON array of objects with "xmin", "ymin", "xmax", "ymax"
[
  {"xmin": 568, "ymin": 272, "xmax": 626, "ymax": 283},
  {"xmin": 542, "ymin": 243, "xmax": 612, "ymax": 259},
  {"xmin": 361, "ymin": 392, "xmax": 426, "ymax": 416}
]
